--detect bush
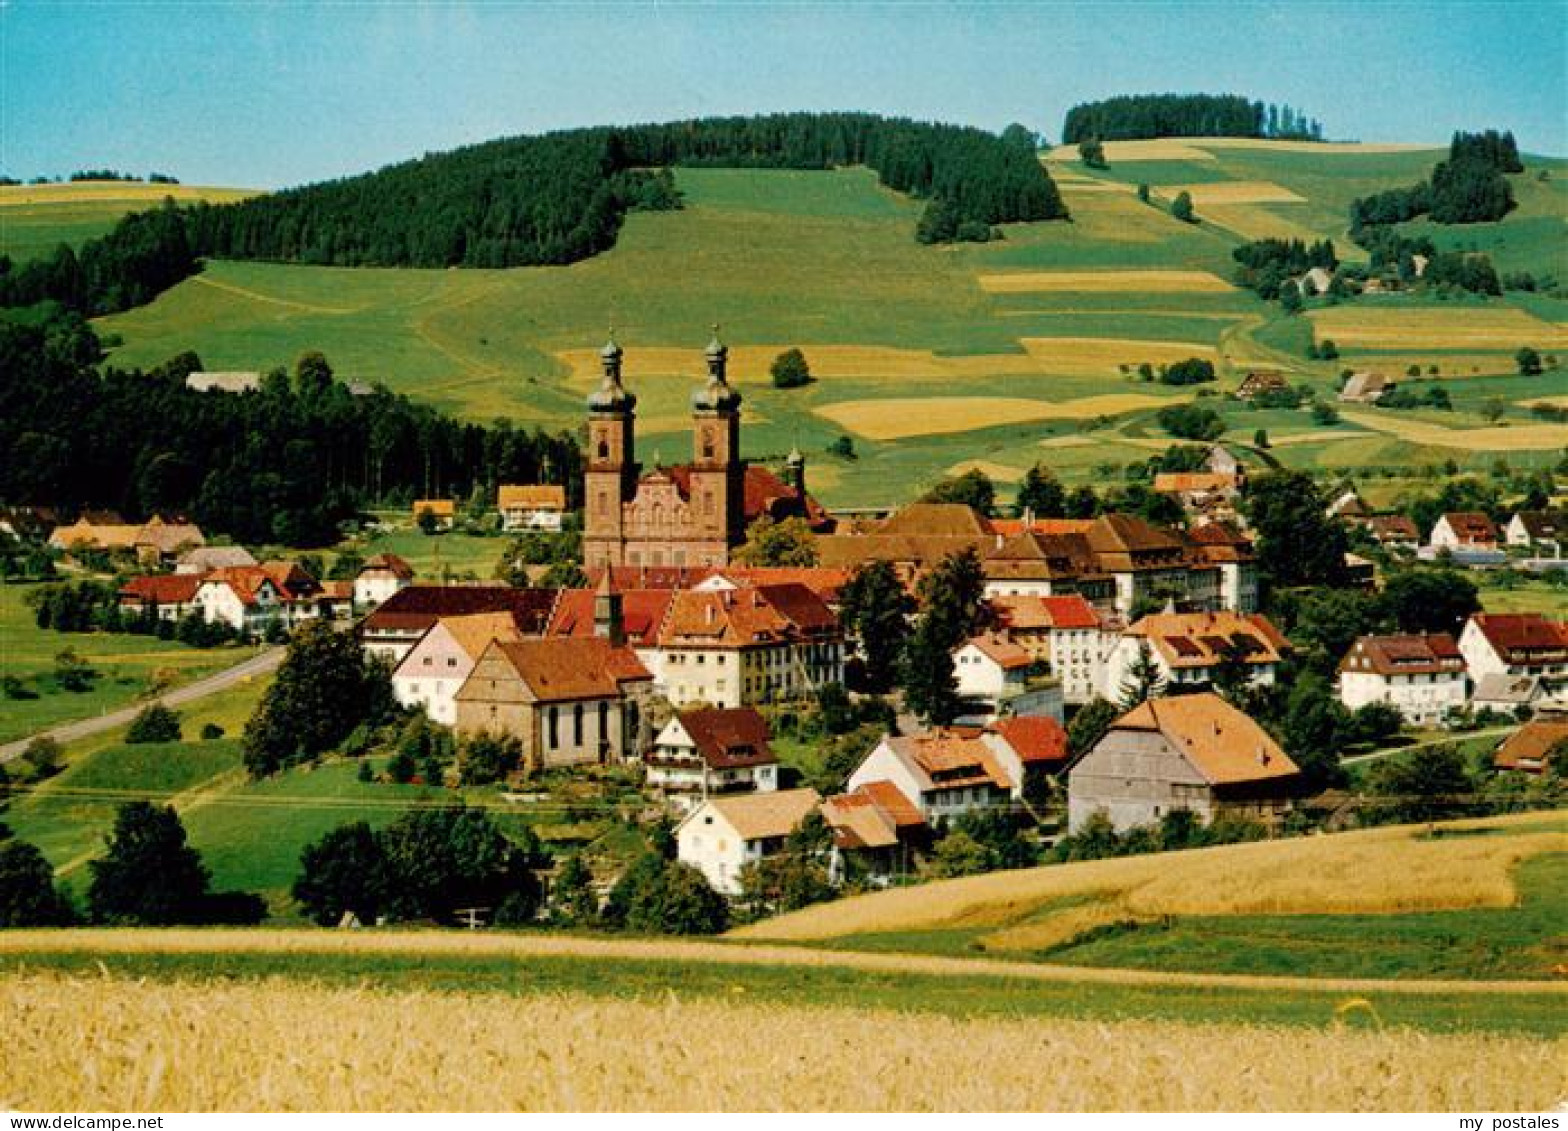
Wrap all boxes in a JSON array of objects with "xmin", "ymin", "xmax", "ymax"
[
  {"xmin": 0, "ymin": 836, "xmax": 75, "ymax": 926},
  {"xmin": 126, "ymin": 704, "xmax": 182, "ymax": 744},
  {"xmin": 200, "ymin": 722, "xmax": 225, "ymax": 741},
  {"xmin": 19, "ymin": 737, "xmax": 62, "ymax": 782},
  {"xmin": 1156, "ymin": 402, "xmax": 1225, "ymax": 441},
  {"xmin": 769, "ymin": 348, "xmax": 812, "ymax": 389},
  {"xmin": 1160, "ymin": 357, "xmax": 1216, "ymax": 386}
]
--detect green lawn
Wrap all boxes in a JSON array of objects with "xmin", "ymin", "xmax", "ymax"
[
  {"xmin": 1, "ymin": 941, "xmax": 1558, "ymax": 1036},
  {"xmin": 0, "ymin": 582, "xmax": 261, "ymax": 744}
]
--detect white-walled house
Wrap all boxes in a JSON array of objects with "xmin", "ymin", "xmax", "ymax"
[
  {"xmin": 354, "ymin": 553, "xmax": 415, "ymax": 610},
  {"xmin": 988, "ymin": 594, "xmax": 1115, "ymax": 705},
  {"xmin": 392, "ymin": 611, "xmax": 524, "ymax": 726},
  {"xmin": 675, "ymin": 788, "xmax": 821, "ymax": 896},
  {"xmin": 193, "ymin": 567, "xmax": 285, "ymax": 632},
  {"xmin": 1430, "ymin": 512, "xmax": 1499, "ymax": 551},
  {"xmin": 1505, "ymin": 511, "xmax": 1566, "ymax": 555},
  {"xmin": 953, "ymin": 632, "xmax": 1032, "ymax": 702},
  {"xmin": 1458, "ymin": 613, "xmax": 1568, "ymax": 686},
  {"xmin": 498, "ymin": 485, "xmax": 567, "ymax": 532},
  {"xmin": 846, "ymin": 731, "xmax": 1013, "ymax": 822},
  {"xmin": 1337, "ymin": 634, "xmax": 1468, "ymax": 727},
  {"xmin": 645, "ymin": 706, "xmax": 780, "ymax": 811}
]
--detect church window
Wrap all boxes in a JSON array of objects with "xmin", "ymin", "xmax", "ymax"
[{"xmin": 597, "ymin": 439, "xmax": 609, "ymax": 460}]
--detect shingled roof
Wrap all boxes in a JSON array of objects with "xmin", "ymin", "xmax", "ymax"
[
  {"xmin": 482, "ymin": 637, "xmax": 651, "ymax": 702},
  {"xmin": 666, "ymin": 706, "xmax": 777, "ymax": 770},
  {"xmin": 363, "ymin": 585, "xmax": 557, "ymax": 635},
  {"xmin": 1111, "ymin": 693, "xmax": 1299, "ymax": 787},
  {"xmin": 1338, "ymin": 633, "xmax": 1464, "ymax": 677},
  {"xmin": 548, "ymin": 588, "xmax": 674, "ymax": 646},
  {"xmin": 1127, "ymin": 610, "xmax": 1288, "ymax": 669}
]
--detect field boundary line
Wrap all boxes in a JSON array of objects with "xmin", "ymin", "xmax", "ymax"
[
  {"xmin": 190, "ymin": 273, "xmax": 360, "ymax": 315},
  {"xmin": 2, "ymin": 928, "xmax": 1564, "ymax": 996}
]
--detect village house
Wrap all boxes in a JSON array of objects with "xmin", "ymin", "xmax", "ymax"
[
  {"xmin": 645, "ymin": 706, "xmax": 780, "ymax": 811},
  {"xmin": 652, "ymin": 583, "xmax": 843, "ymax": 708},
  {"xmin": 1068, "ymin": 693, "xmax": 1302, "ymax": 832},
  {"xmin": 1492, "ymin": 718, "xmax": 1568, "ymax": 773},
  {"xmin": 1337, "ymin": 633, "xmax": 1468, "ymax": 727},
  {"xmin": 192, "ymin": 566, "xmax": 286, "ymax": 632},
  {"xmin": 675, "ymin": 787, "xmax": 822, "ymax": 896},
  {"xmin": 987, "ymin": 594, "xmax": 1113, "ymax": 705},
  {"xmin": 1151, "ymin": 471, "xmax": 1244, "ymax": 522},
  {"xmin": 412, "ymin": 499, "xmax": 456, "ymax": 531},
  {"xmin": 118, "ymin": 573, "xmax": 204, "ymax": 622},
  {"xmin": 392, "ymin": 611, "xmax": 525, "ymax": 726},
  {"xmin": 1430, "ymin": 512, "xmax": 1500, "ymax": 552},
  {"xmin": 1100, "ymin": 610, "xmax": 1288, "ymax": 700},
  {"xmin": 453, "ymin": 636, "xmax": 654, "ymax": 769},
  {"xmin": 951, "ymin": 632, "xmax": 1062, "ymax": 722},
  {"xmin": 1234, "ymin": 370, "xmax": 1289, "ymax": 401},
  {"xmin": 1458, "ymin": 613, "xmax": 1568, "ymax": 687},
  {"xmin": 1339, "ymin": 372, "xmax": 1394, "ymax": 404},
  {"xmin": 1183, "ymin": 522, "xmax": 1259, "ymax": 613},
  {"xmin": 498, "ymin": 484, "xmax": 567, "ymax": 533},
  {"xmin": 1471, "ymin": 673, "xmax": 1550, "ymax": 716},
  {"xmin": 359, "ymin": 584, "xmax": 557, "ymax": 665},
  {"xmin": 1366, "ymin": 514, "xmax": 1421, "ymax": 552},
  {"xmin": 175, "ymin": 545, "xmax": 258, "ymax": 574},
  {"xmin": 0, "ymin": 505, "xmax": 58, "ymax": 542},
  {"xmin": 582, "ymin": 332, "xmax": 832, "ymax": 570},
  {"xmin": 1326, "ymin": 487, "xmax": 1369, "ymax": 521},
  {"xmin": 691, "ymin": 566, "xmax": 852, "ymax": 610},
  {"xmin": 49, "ymin": 514, "xmax": 206, "ymax": 566},
  {"xmin": 821, "ymin": 781, "xmax": 927, "ymax": 886},
  {"xmin": 353, "ymin": 552, "xmax": 415, "ymax": 610},
  {"xmin": 548, "ymin": 580, "xmax": 675, "ymax": 672},
  {"xmin": 1505, "ymin": 511, "xmax": 1566, "ymax": 556}
]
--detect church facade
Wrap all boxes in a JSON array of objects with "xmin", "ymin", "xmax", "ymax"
[{"xmin": 582, "ymin": 333, "xmax": 831, "ymax": 569}]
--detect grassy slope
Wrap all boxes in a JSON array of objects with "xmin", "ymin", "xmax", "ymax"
[
  {"xmin": 68, "ymin": 149, "xmax": 1568, "ymax": 507},
  {"xmin": 0, "ymin": 581, "xmax": 261, "ymax": 744}
]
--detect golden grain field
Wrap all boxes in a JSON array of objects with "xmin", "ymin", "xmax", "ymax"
[
  {"xmin": 976, "ymin": 269, "xmax": 1234, "ymax": 294},
  {"xmin": 0, "ymin": 183, "xmax": 258, "ymax": 206},
  {"xmin": 735, "ymin": 812, "xmax": 1568, "ymax": 943},
  {"xmin": 1308, "ymin": 307, "xmax": 1568, "ymax": 350},
  {"xmin": 1190, "ymin": 138, "xmax": 1441, "ymax": 155},
  {"xmin": 814, "ymin": 393, "xmax": 1174, "ymax": 440},
  {"xmin": 1043, "ymin": 139, "xmax": 1219, "ymax": 162},
  {"xmin": 3, "ymin": 974, "xmax": 1560, "ymax": 1112},
  {"xmin": 557, "ymin": 344, "xmax": 1050, "ymax": 383},
  {"xmin": 1336, "ymin": 410, "xmax": 1568, "ymax": 451},
  {"xmin": 1019, "ymin": 336, "xmax": 1219, "ymax": 372},
  {"xmin": 1161, "ymin": 181, "xmax": 1306, "ymax": 205}
]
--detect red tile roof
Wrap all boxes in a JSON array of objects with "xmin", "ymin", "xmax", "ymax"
[
  {"xmin": 1112, "ymin": 694, "xmax": 1299, "ymax": 786},
  {"xmin": 363, "ymin": 585, "xmax": 557, "ymax": 635},
  {"xmin": 670, "ymin": 706, "xmax": 776, "ymax": 769},
  {"xmin": 1338, "ymin": 633, "xmax": 1464, "ymax": 677},
  {"xmin": 1439, "ymin": 512, "xmax": 1498, "ymax": 543},
  {"xmin": 548, "ymin": 588, "xmax": 674, "ymax": 646},
  {"xmin": 484, "ymin": 637, "xmax": 651, "ymax": 702},
  {"xmin": 584, "ymin": 565, "xmax": 719, "ymax": 591},
  {"xmin": 360, "ymin": 553, "xmax": 415, "ymax": 580},
  {"xmin": 660, "ymin": 465, "xmax": 834, "ymax": 531},
  {"xmin": 962, "ymin": 632, "xmax": 1034, "ymax": 670},
  {"xmin": 989, "ymin": 715, "xmax": 1069, "ymax": 767},
  {"xmin": 1493, "ymin": 719, "xmax": 1568, "ymax": 773},
  {"xmin": 119, "ymin": 574, "xmax": 204, "ymax": 604},
  {"xmin": 1468, "ymin": 613, "xmax": 1568, "ymax": 661}
]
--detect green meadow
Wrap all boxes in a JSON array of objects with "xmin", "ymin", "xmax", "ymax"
[{"xmin": 74, "ymin": 146, "xmax": 1568, "ymax": 508}]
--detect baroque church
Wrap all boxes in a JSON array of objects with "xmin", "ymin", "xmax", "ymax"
[{"xmin": 583, "ymin": 331, "xmax": 834, "ymax": 569}]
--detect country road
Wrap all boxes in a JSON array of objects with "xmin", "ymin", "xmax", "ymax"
[
  {"xmin": 1341, "ymin": 724, "xmax": 1515, "ymax": 766},
  {"xmin": 0, "ymin": 646, "xmax": 283, "ymax": 763}
]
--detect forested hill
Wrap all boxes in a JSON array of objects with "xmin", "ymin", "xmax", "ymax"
[
  {"xmin": 0, "ymin": 113, "xmax": 1067, "ymax": 317},
  {"xmin": 1062, "ymin": 93, "xmax": 1323, "ymax": 144}
]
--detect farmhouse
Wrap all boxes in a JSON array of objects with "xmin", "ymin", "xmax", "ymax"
[
  {"xmin": 1492, "ymin": 718, "xmax": 1568, "ymax": 773},
  {"xmin": 1337, "ymin": 633, "xmax": 1467, "ymax": 727},
  {"xmin": 353, "ymin": 553, "xmax": 415, "ymax": 610},
  {"xmin": 1430, "ymin": 512, "xmax": 1499, "ymax": 552},
  {"xmin": 118, "ymin": 573, "xmax": 204, "ymax": 622},
  {"xmin": 49, "ymin": 514, "xmax": 206, "ymax": 565},
  {"xmin": 392, "ymin": 611, "xmax": 524, "ymax": 726},
  {"xmin": 359, "ymin": 584, "xmax": 556, "ymax": 664},
  {"xmin": 582, "ymin": 332, "xmax": 831, "ymax": 570},
  {"xmin": 412, "ymin": 499, "xmax": 456, "ymax": 530},
  {"xmin": 453, "ymin": 637, "xmax": 654, "ymax": 769},
  {"xmin": 192, "ymin": 566, "xmax": 286, "ymax": 632},
  {"xmin": 1339, "ymin": 372, "xmax": 1394, "ymax": 404},
  {"xmin": 844, "ymin": 727, "xmax": 1050, "ymax": 822},
  {"xmin": 1234, "ymin": 369, "xmax": 1289, "ymax": 400},
  {"xmin": 498, "ymin": 484, "xmax": 567, "ymax": 532},
  {"xmin": 1068, "ymin": 693, "xmax": 1301, "ymax": 833},
  {"xmin": 1365, "ymin": 514, "xmax": 1421, "ymax": 551},
  {"xmin": 644, "ymin": 706, "xmax": 780, "ymax": 811},
  {"xmin": 1100, "ymin": 610, "xmax": 1288, "ymax": 699},
  {"xmin": 176, "ymin": 545, "xmax": 258, "ymax": 573},
  {"xmin": 1458, "ymin": 613, "xmax": 1568, "ymax": 686},
  {"xmin": 675, "ymin": 787, "xmax": 821, "ymax": 896}
]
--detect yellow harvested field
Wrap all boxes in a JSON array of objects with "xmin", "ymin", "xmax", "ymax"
[
  {"xmin": 1258, "ymin": 429, "xmax": 1369, "ymax": 446},
  {"xmin": 0, "ymin": 182, "xmax": 258, "ymax": 206},
  {"xmin": 1161, "ymin": 181, "xmax": 1306, "ymax": 205},
  {"xmin": 1307, "ymin": 307, "xmax": 1568, "ymax": 350},
  {"xmin": 736, "ymin": 811, "xmax": 1567, "ymax": 942},
  {"xmin": 1337, "ymin": 410, "xmax": 1568, "ymax": 451},
  {"xmin": 815, "ymin": 394, "xmax": 1174, "ymax": 440},
  {"xmin": 1190, "ymin": 138, "xmax": 1441, "ymax": 154},
  {"xmin": 976, "ymin": 269, "xmax": 1234, "ymax": 294},
  {"xmin": 5, "ymin": 975, "xmax": 1557, "ymax": 1112},
  {"xmin": 945, "ymin": 459, "xmax": 1026, "ymax": 481},
  {"xmin": 1020, "ymin": 336, "xmax": 1219, "ymax": 373},
  {"xmin": 1044, "ymin": 139, "xmax": 1218, "ymax": 162},
  {"xmin": 1191, "ymin": 202, "xmax": 1326, "ymax": 243},
  {"xmin": 1038, "ymin": 434, "xmax": 1099, "ymax": 448}
]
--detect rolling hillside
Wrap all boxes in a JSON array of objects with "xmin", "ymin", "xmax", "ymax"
[
  {"xmin": 61, "ymin": 139, "xmax": 1568, "ymax": 508},
  {"xmin": 0, "ymin": 181, "xmax": 258, "ymax": 265}
]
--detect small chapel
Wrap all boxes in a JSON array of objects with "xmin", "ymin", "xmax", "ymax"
[{"xmin": 582, "ymin": 331, "xmax": 834, "ymax": 569}]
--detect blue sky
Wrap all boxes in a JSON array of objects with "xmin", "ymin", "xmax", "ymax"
[{"xmin": 3, "ymin": 1, "xmax": 1564, "ymax": 187}]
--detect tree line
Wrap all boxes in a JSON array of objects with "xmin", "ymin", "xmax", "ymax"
[
  {"xmin": 0, "ymin": 311, "xmax": 581, "ymax": 546},
  {"xmin": 1350, "ymin": 130, "xmax": 1521, "ymax": 232},
  {"xmin": 1062, "ymin": 93, "xmax": 1322, "ymax": 144},
  {"xmin": 1, "ymin": 113, "xmax": 1067, "ymax": 318}
]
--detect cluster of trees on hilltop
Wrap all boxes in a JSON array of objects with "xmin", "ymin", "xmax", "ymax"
[
  {"xmin": 0, "ymin": 114, "xmax": 1066, "ymax": 319},
  {"xmin": 1231, "ymin": 238, "xmax": 1338, "ymax": 298},
  {"xmin": 1061, "ymin": 94, "xmax": 1322, "ymax": 144},
  {"xmin": 1350, "ymin": 130, "xmax": 1521, "ymax": 232},
  {"xmin": 0, "ymin": 310, "xmax": 580, "ymax": 546}
]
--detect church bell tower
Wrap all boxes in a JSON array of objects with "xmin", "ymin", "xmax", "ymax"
[
  {"xmin": 688, "ymin": 327, "xmax": 745, "ymax": 548},
  {"xmin": 583, "ymin": 332, "xmax": 638, "ymax": 566}
]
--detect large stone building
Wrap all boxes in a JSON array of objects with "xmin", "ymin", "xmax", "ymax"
[{"xmin": 582, "ymin": 332, "xmax": 831, "ymax": 570}]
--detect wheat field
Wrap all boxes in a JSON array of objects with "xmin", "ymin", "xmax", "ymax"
[
  {"xmin": 735, "ymin": 813, "xmax": 1568, "ymax": 943},
  {"xmin": 1308, "ymin": 307, "xmax": 1568, "ymax": 349},
  {"xmin": 0, "ymin": 183, "xmax": 258, "ymax": 207},
  {"xmin": 976, "ymin": 269, "xmax": 1234, "ymax": 293},
  {"xmin": 1161, "ymin": 181, "xmax": 1307, "ymax": 205},
  {"xmin": 1336, "ymin": 410, "xmax": 1568, "ymax": 452},
  {"xmin": 2, "ymin": 973, "xmax": 1560, "ymax": 1111},
  {"xmin": 815, "ymin": 393, "xmax": 1173, "ymax": 439}
]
